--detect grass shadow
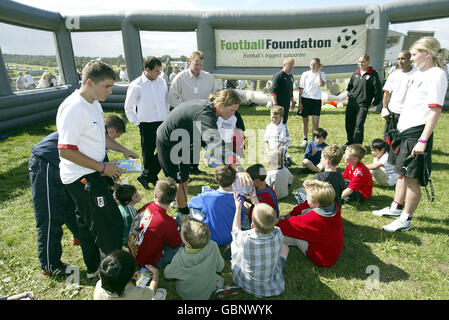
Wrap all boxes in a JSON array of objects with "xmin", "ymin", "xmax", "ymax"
[{"xmin": 0, "ymin": 160, "xmax": 30, "ymax": 203}]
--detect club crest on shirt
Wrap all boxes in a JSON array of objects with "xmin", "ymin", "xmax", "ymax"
[{"xmin": 96, "ymin": 196, "xmax": 105, "ymax": 208}]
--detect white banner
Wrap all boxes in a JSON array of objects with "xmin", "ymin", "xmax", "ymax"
[{"xmin": 215, "ymin": 25, "xmax": 367, "ymax": 67}]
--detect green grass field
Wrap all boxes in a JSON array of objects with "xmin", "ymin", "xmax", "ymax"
[{"xmin": 1, "ymin": 104, "xmax": 449, "ymax": 300}]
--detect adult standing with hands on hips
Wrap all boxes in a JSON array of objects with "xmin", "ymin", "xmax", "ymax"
[
  {"xmin": 156, "ymin": 89, "xmax": 253, "ymax": 219},
  {"xmin": 297, "ymin": 58, "xmax": 326, "ymax": 148},
  {"xmin": 345, "ymin": 54, "xmax": 382, "ymax": 147},
  {"xmin": 57, "ymin": 61, "xmax": 125, "ymax": 279}
]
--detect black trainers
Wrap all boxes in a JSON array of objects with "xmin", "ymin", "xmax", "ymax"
[
  {"xmin": 137, "ymin": 175, "xmax": 150, "ymax": 190},
  {"xmin": 190, "ymin": 167, "xmax": 207, "ymax": 175},
  {"xmin": 41, "ymin": 263, "xmax": 74, "ymax": 277}
]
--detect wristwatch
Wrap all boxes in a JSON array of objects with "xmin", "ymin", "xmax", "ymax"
[{"xmin": 236, "ymin": 165, "xmax": 244, "ymax": 173}]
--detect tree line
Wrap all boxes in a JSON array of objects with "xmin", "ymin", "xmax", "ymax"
[{"xmin": 3, "ymin": 53, "xmax": 189, "ymax": 69}]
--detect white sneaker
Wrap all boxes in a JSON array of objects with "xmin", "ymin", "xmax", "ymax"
[
  {"xmin": 300, "ymin": 140, "xmax": 308, "ymax": 148},
  {"xmin": 372, "ymin": 206, "xmax": 402, "ymax": 217},
  {"xmin": 382, "ymin": 217, "xmax": 411, "ymax": 232},
  {"xmin": 170, "ymin": 200, "xmax": 178, "ymax": 209}
]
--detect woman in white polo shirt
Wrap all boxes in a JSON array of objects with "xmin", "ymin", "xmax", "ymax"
[
  {"xmin": 298, "ymin": 58, "xmax": 326, "ymax": 148},
  {"xmin": 375, "ymin": 37, "xmax": 448, "ymax": 233}
]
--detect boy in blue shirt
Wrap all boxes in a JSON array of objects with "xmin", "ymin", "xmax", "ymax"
[
  {"xmin": 188, "ymin": 165, "xmax": 245, "ymax": 246},
  {"xmin": 301, "ymin": 128, "xmax": 328, "ymax": 173}
]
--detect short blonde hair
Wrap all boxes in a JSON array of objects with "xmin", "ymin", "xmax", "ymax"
[
  {"xmin": 283, "ymin": 57, "xmax": 294, "ymax": 64},
  {"xmin": 359, "ymin": 53, "xmax": 370, "ymax": 62},
  {"xmin": 190, "ymin": 50, "xmax": 205, "ymax": 61},
  {"xmin": 346, "ymin": 144, "xmax": 367, "ymax": 160},
  {"xmin": 270, "ymin": 105, "xmax": 284, "ymax": 117},
  {"xmin": 303, "ymin": 180, "xmax": 335, "ymax": 207},
  {"xmin": 252, "ymin": 203, "xmax": 277, "ymax": 234},
  {"xmin": 154, "ymin": 178, "xmax": 178, "ymax": 205},
  {"xmin": 267, "ymin": 149, "xmax": 283, "ymax": 169},
  {"xmin": 181, "ymin": 217, "xmax": 210, "ymax": 249},
  {"xmin": 322, "ymin": 145, "xmax": 344, "ymax": 167},
  {"xmin": 214, "ymin": 89, "xmax": 241, "ymax": 107},
  {"xmin": 411, "ymin": 36, "xmax": 447, "ymax": 68}
]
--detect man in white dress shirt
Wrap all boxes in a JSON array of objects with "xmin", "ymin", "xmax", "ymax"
[
  {"xmin": 168, "ymin": 51, "xmax": 219, "ymax": 175},
  {"xmin": 124, "ymin": 56, "xmax": 169, "ymax": 189}
]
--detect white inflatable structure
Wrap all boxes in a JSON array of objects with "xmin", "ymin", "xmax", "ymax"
[{"xmin": 234, "ymin": 89, "xmax": 348, "ymax": 107}]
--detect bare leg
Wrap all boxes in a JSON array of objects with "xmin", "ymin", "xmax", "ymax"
[
  {"xmin": 312, "ymin": 115, "xmax": 320, "ymax": 131},
  {"xmin": 403, "ymin": 176, "xmax": 421, "ymax": 214},
  {"xmin": 176, "ymin": 181, "xmax": 189, "ymax": 209},
  {"xmin": 393, "ymin": 174, "xmax": 406, "ymax": 205},
  {"xmin": 302, "ymin": 116, "xmax": 309, "ymax": 138},
  {"xmin": 303, "ymin": 159, "xmax": 321, "ymax": 173}
]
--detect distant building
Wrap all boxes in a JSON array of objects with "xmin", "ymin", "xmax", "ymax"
[{"xmin": 384, "ymin": 30, "xmax": 435, "ymax": 64}]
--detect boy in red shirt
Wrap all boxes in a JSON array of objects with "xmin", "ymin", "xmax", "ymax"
[
  {"xmin": 341, "ymin": 144, "xmax": 373, "ymax": 203},
  {"xmin": 128, "ymin": 178, "xmax": 182, "ymax": 268},
  {"xmin": 245, "ymin": 164, "xmax": 279, "ymax": 221},
  {"xmin": 277, "ymin": 180, "xmax": 343, "ymax": 268}
]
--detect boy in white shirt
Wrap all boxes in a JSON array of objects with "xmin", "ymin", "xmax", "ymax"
[
  {"xmin": 366, "ymin": 139, "xmax": 397, "ymax": 187},
  {"xmin": 266, "ymin": 149, "xmax": 293, "ymax": 200},
  {"xmin": 264, "ymin": 106, "xmax": 290, "ymax": 161},
  {"xmin": 57, "ymin": 61, "xmax": 125, "ymax": 278}
]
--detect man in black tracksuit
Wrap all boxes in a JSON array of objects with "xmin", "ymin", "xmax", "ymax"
[
  {"xmin": 345, "ymin": 56, "xmax": 382, "ymax": 146},
  {"xmin": 29, "ymin": 132, "xmax": 79, "ymax": 276}
]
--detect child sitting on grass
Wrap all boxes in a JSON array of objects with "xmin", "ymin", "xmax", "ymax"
[
  {"xmin": 366, "ymin": 138, "xmax": 397, "ymax": 187},
  {"xmin": 341, "ymin": 144, "xmax": 373, "ymax": 203},
  {"xmin": 128, "ymin": 178, "xmax": 181, "ymax": 268},
  {"xmin": 314, "ymin": 145, "xmax": 346, "ymax": 208},
  {"xmin": 164, "ymin": 217, "xmax": 232, "ymax": 300},
  {"xmin": 278, "ymin": 180, "xmax": 343, "ymax": 268},
  {"xmin": 94, "ymin": 249, "xmax": 166, "ymax": 300},
  {"xmin": 245, "ymin": 164, "xmax": 279, "ymax": 221},
  {"xmin": 231, "ymin": 195, "xmax": 286, "ymax": 298},
  {"xmin": 301, "ymin": 128, "xmax": 328, "ymax": 173},
  {"xmin": 114, "ymin": 184, "xmax": 141, "ymax": 246},
  {"xmin": 188, "ymin": 165, "xmax": 245, "ymax": 246},
  {"xmin": 265, "ymin": 149, "xmax": 293, "ymax": 200}
]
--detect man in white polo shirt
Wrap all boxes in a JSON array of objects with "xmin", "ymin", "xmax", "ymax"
[
  {"xmin": 124, "ymin": 56, "xmax": 169, "ymax": 190},
  {"xmin": 381, "ymin": 50, "xmax": 415, "ymax": 137},
  {"xmin": 168, "ymin": 51, "xmax": 219, "ymax": 175},
  {"xmin": 57, "ymin": 61, "xmax": 124, "ymax": 278}
]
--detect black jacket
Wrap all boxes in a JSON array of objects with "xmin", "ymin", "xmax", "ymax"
[{"xmin": 347, "ymin": 67, "xmax": 382, "ymax": 107}]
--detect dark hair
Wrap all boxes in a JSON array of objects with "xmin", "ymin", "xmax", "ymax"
[
  {"xmin": 155, "ymin": 178, "xmax": 178, "ymax": 205},
  {"xmin": 214, "ymin": 165, "xmax": 236, "ymax": 188},
  {"xmin": 82, "ymin": 60, "xmax": 116, "ymax": 85},
  {"xmin": 99, "ymin": 250, "xmax": 136, "ymax": 296},
  {"xmin": 246, "ymin": 164, "xmax": 266, "ymax": 182},
  {"xmin": 114, "ymin": 184, "xmax": 137, "ymax": 206},
  {"xmin": 143, "ymin": 56, "xmax": 162, "ymax": 71},
  {"xmin": 105, "ymin": 114, "xmax": 126, "ymax": 134},
  {"xmin": 370, "ymin": 138, "xmax": 388, "ymax": 151},
  {"xmin": 312, "ymin": 128, "xmax": 328, "ymax": 139}
]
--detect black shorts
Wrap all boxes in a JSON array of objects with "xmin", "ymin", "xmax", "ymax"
[
  {"xmin": 392, "ymin": 136, "xmax": 433, "ymax": 185},
  {"xmin": 156, "ymin": 138, "xmax": 190, "ymax": 183},
  {"xmin": 300, "ymin": 97, "xmax": 322, "ymax": 117}
]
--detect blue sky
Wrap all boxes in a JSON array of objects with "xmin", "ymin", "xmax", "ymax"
[{"xmin": 1, "ymin": 0, "xmax": 448, "ymax": 58}]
